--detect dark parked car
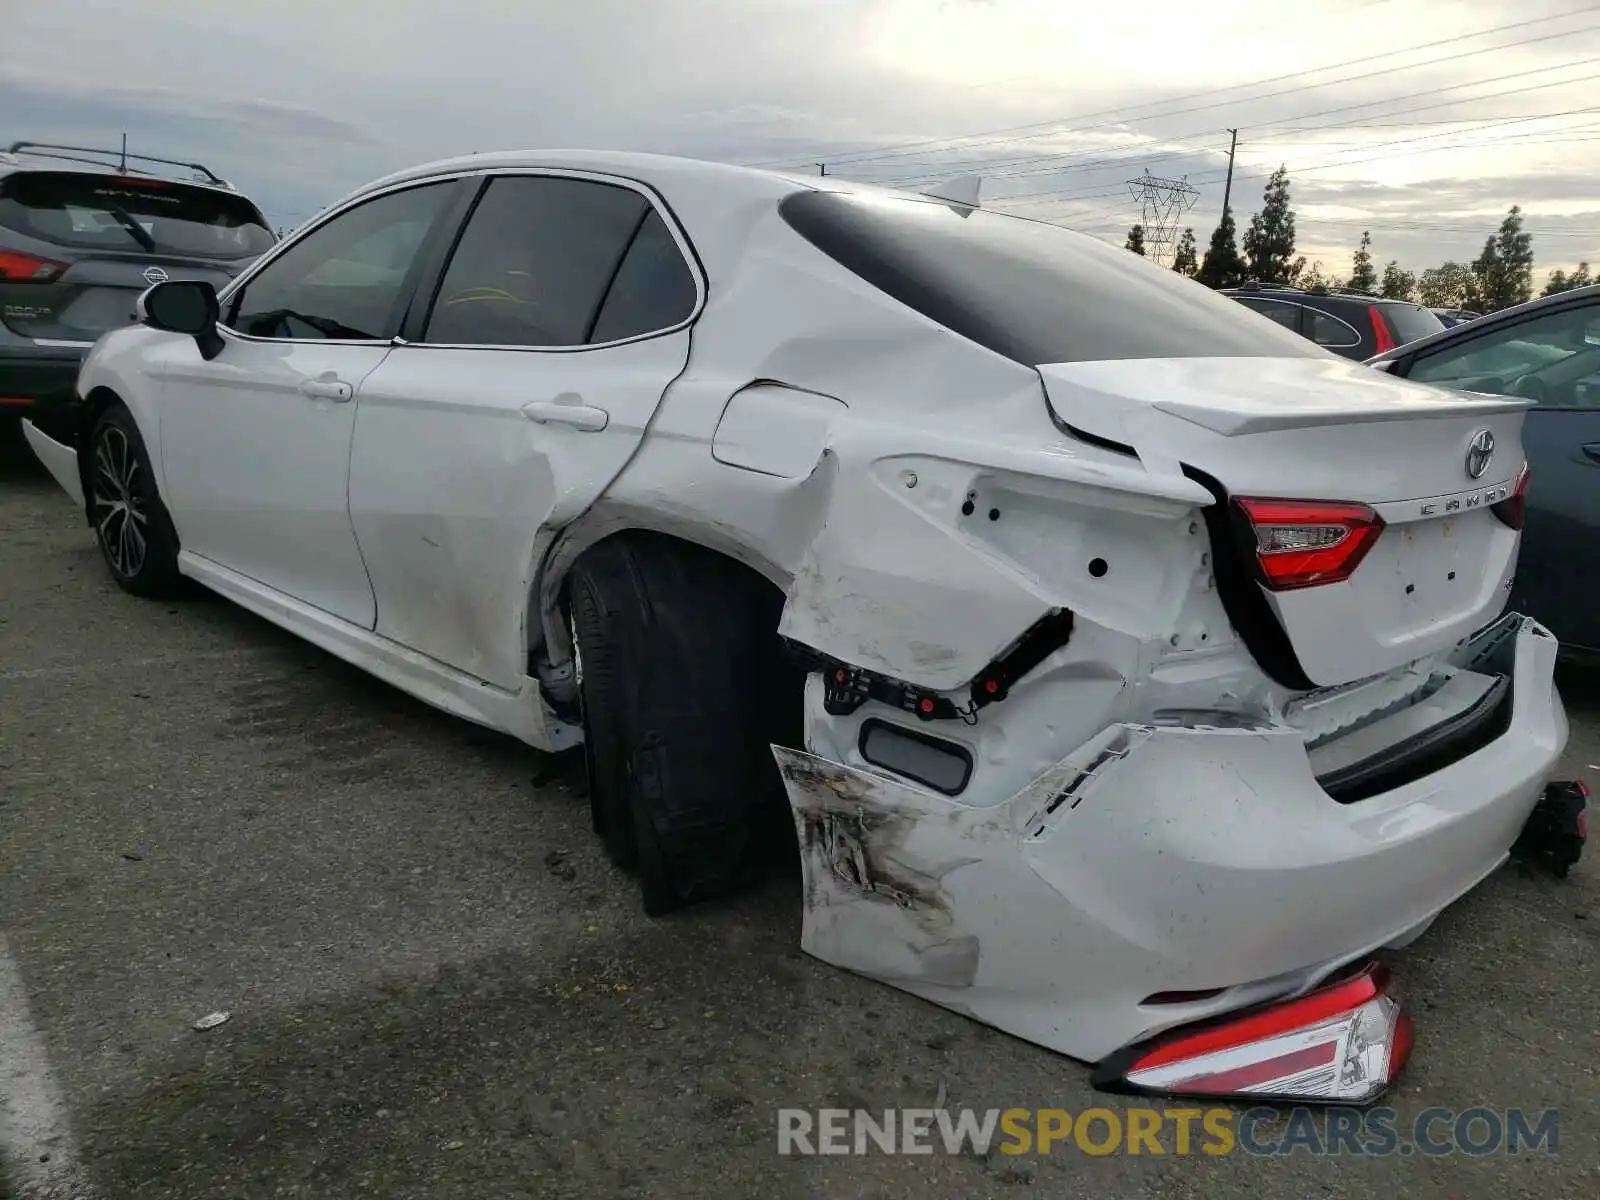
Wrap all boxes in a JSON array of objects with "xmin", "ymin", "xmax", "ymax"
[
  {"xmin": 1221, "ymin": 283, "xmax": 1445, "ymax": 360},
  {"xmin": 0, "ymin": 141, "xmax": 274, "ymax": 443},
  {"xmin": 1367, "ymin": 283, "xmax": 1600, "ymax": 662},
  {"xmin": 1431, "ymin": 307, "xmax": 1482, "ymax": 328}
]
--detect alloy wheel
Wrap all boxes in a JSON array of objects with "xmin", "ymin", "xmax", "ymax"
[{"xmin": 91, "ymin": 424, "xmax": 148, "ymax": 578}]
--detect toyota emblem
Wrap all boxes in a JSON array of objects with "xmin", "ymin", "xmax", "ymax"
[
  {"xmin": 1465, "ymin": 429, "xmax": 1495, "ymax": 479},
  {"xmin": 142, "ymin": 266, "xmax": 169, "ymax": 285}
]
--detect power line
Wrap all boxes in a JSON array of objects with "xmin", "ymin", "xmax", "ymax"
[
  {"xmin": 745, "ymin": 4, "xmax": 1600, "ymax": 170},
  {"xmin": 985, "ymin": 83, "xmax": 1600, "ymax": 208},
  {"xmin": 872, "ymin": 46, "xmax": 1600, "ymax": 188}
]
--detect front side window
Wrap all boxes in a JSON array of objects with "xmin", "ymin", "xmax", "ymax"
[
  {"xmin": 226, "ymin": 182, "xmax": 454, "ymax": 341},
  {"xmin": 422, "ymin": 176, "xmax": 665, "ymax": 348},
  {"xmin": 1409, "ymin": 302, "xmax": 1600, "ymax": 408}
]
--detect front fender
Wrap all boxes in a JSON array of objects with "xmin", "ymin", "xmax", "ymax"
[{"xmin": 74, "ymin": 325, "xmax": 185, "ymax": 504}]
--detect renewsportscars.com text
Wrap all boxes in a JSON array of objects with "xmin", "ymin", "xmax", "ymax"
[{"xmin": 777, "ymin": 1106, "xmax": 1559, "ymax": 1157}]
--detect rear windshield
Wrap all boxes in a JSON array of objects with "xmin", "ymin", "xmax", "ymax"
[
  {"xmin": 0, "ymin": 171, "xmax": 275, "ymax": 260},
  {"xmin": 1381, "ymin": 301, "xmax": 1446, "ymax": 346},
  {"xmin": 778, "ymin": 189, "xmax": 1322, "ymax": 367}
]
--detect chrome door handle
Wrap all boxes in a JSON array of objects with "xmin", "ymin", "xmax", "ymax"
[
  {"xmin": 522, "ymin": 397, "xmax": 609, "ymax": 432},
  {"xmin": 299, "ymin": 376, "xmax": 353, "ymax": 402}
]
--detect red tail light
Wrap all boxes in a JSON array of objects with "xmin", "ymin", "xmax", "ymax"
[
  {"xmin": 1369, "ymin": 305, "xmax": 1397, "ymax": 353},
  {"xmin": 1492, "ymin": 462, "xmax": 1530, "ymax": 530},
  {"xmin": 1234, "ymin": 497, "xmax": 1384, "ymax": 591},
  {"xmin": 1093, "ymin": 961, "xmax": 1412, "ymax": 1104},
  {"xmin": 0, "ymin": 248, "xmax": 66, "ymax": 283}
]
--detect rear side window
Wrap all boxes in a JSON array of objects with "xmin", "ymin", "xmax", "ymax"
[
  {"xmin": 778, "ymin": 189, "xmax": 1321, "ymax": 366},
  {"xmin": 423, "ymin": 176, "xmax": 653, "ymax": 348},
  {"xmin": 1305, "ymin": 307, "xmax": 1362, "ymax": 348},
  {"xmin": 0, "ymin": 171, "xmax": 274, "ymax": 260},
  {"xmin": 590, "ymin": 210, "xmax": 698, "ymax": 343},
  {"xmin": 1236, "ymin": 297, "xmax": 1302, "ymax": 331},
  {"xmin": 1381, "ymin": 302, "xmax": 1446, "ymax": 345}
]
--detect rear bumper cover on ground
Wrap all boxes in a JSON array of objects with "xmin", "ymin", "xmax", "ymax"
[
  {"xmin": 774, "ymin": 613, "xmax": 1566, "ymax": 1064},
  {"xmin": 20, "ymin": 418, "xmax": 84, "ymax": 507}
]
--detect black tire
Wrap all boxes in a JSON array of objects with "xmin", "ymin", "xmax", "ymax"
[
  {"xmin": 87, "ymin": 403, "xmax": 183, "ymax": 597},
  {"xmin": 566, "ymin": 534, "xmax": 801, "ymax": 915}
]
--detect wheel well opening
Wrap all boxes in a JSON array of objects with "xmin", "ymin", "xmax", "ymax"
[{"xmin": 543, "ymin": 529, "xmax": 803, "ymax": 747}]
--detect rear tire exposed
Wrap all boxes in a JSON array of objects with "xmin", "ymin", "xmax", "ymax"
[{"xmin": 566, "ymin": 534, "xmax": 801, "ymax": 915}]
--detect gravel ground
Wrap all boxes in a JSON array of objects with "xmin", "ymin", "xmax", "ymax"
[{"xmin": 1, "ymin": 418, "xmax": 1596, "ymax": 1199}]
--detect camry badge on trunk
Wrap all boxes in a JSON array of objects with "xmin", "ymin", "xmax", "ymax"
[
  {"xmin": 1466, "ymin": 429, "xmax": 1495, "ymax": 479},
  {"xmin": 142, "ymin": 266, "xmax": 169, "ymax": 285}
]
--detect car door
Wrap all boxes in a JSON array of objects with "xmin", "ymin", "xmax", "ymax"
[
  {"xmin": 347, "ymin": 171, "xmax": 703, "ymax": 689},
  {"xmin": 1401, "ymin": 296, "xmax": 1600, "ymax": 654},
  {"xmin": 156, "ymin": 178, "xmax": 463, "ymax": 626}
]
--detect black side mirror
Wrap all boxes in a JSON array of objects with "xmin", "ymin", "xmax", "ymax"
[{"xmin": 138, "ymin": 279, "xmax": 223, "ymax": 360}]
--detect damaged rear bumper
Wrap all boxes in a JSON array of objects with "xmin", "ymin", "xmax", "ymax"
[{"xmin": 774, "ymin": 614, "xmax": 1567, "ymax": 1065}]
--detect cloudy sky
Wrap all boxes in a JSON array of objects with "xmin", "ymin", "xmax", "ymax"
[{"xmin": 5, "ymin": 0, "xmax": 1599, "ymax": 281}]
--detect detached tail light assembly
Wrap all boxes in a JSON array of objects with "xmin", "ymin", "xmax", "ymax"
[
  {"xmin": 1233, "ymin": 496, "xmax": 1384, "ymax": 591},
  {"xmin": 1093, "ymin": 962, "xmax": 1412, "ymax": 1105}
]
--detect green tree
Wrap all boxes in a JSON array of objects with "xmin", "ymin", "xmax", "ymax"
[
  {"xmin": 1299, "ymin": 260, "xmax": 1337, "ymax": 294},
  {"xmin": 1171, "ymin": 227, "xmax": 1199, "ymax": 276},
  {"xmin": 1348, "ymin": 231, "xmax": 1377, "ymax": 293},
  {"xmin": 1468, "ymin": 206, "xmax": 1535, "ymax": 312},
  {"xmin": 1125, "ymin": 224, "xmax": 1146, "ymax": 256},
  {"xmin": 1417, "ymin": 261, "xmax": 1474, "ymax": 308},
  {"xmin": 1197, "ymin": 209, "xmax": 1246, "ymax": 288},
  {"xmin": 1380, "ymin": 260, "xmax": 1416, "ymax": 301},
  {"xmin": 1542, "ymin": 268, "xmax": 1570, "ymax": 297},
  {"xmin": 1569, "ymin": 261, "xmax": 1593, "ymax": 288},
  {"xmin": 1241, "ymin": 166, "xmax": 1297, "ymax": 284}
]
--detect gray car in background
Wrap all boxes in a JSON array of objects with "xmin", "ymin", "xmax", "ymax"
[
  {"xmin": 0, "ymin": 141, "xmax": 274, "ymax": 443},
  {"xmin": 1368, "ymin": 283, "xmax": 1600, "ymax": 662}
]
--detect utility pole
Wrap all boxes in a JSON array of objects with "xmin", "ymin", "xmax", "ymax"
[
  {"xmin": 1221, "ymin": 128, "xmax": 1238, "ymax": 216},
  {"xmin": 815, "ymin": 162, "xmax": 827, "ymax": 176},
  {"xmin": 120, "ymin": 132, "xmax": 128, "ymax": 173}
]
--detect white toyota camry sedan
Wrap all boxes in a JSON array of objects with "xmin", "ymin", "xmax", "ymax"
[{"xmin": 21, "ymin": 150, "xmax": 1575, "ymax": 1104}]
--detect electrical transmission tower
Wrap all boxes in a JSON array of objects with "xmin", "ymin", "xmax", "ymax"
[{"xmin": 1126, "ymin": 170, "xmax": 1199, "ymax": 267}]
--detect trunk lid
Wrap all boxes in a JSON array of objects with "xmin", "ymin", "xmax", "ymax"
[{"xmin": 1038, "ymin": 355, "xmax": 1529, "ymax": 688}]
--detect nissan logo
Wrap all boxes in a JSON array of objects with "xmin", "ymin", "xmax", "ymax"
[
  {"xmin": 142, "ymin": 266, "xmax": 169, "ymax": 285},
  {"xmin": 1465, "ymin": 429, "xmax": 1495, "ymax": 479}
]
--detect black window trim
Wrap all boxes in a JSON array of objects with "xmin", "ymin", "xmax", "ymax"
[
  {"xmin": 213, "ymin": 174, "xmax": 477, "ymax": 347},
  {"xmin": 1394, "ymin": 293, "xmax": 1600, "ymax": 413},
  {"xmin": 399, "ymin": 167, "xmax": 708, "ymax": 354}
]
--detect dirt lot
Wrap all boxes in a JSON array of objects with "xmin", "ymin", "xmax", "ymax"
[{"xmin": 2, "ymin": 419, "xmax": 1597, "ymax": 1200}]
